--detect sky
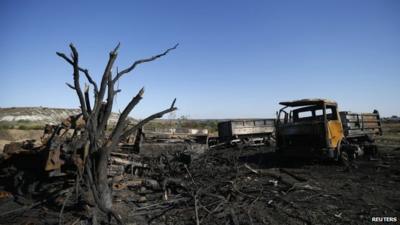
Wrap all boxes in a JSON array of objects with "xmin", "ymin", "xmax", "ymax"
[{"xmin": 0, "ymin": 0, "xmax": 399, "ymax": 119}]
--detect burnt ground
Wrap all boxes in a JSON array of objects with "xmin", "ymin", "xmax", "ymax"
[{"xmin": 0, "ymin": 143, "xmax": 399, "ymax": 225}]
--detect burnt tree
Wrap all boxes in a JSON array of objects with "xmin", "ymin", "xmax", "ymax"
[{"xmin": 56, "ymin": 43, "xmax": 178, "ymax": 223}]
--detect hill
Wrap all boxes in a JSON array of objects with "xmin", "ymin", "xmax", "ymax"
[{"xmin": 0, "ymin": 107, "xmax": 123, "ymax": 128}]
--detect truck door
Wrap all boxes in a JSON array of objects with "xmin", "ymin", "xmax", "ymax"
[{"xmin": 326, "ymin": 106, "xmax": 344, "ymax": 148}]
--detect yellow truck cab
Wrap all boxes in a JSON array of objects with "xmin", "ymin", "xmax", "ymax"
[{"xmin": 275, "ymin": 99, "xmax": 381, "ymax": 160}]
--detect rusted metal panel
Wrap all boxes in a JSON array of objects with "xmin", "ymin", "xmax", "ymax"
[
  {"xmin": 44, "ymin": 148, "xmax": 64, "ymax": 171},
  {"xmin": 327, "ymin": 120, "xmax": 344, "ymax": 148},
  {"xmin": 340, "ymin": 111, "xmax": 382, "ymax": 138},
  {"xmin": 279, "ymin": 99, "xmax": 337, "ymax": 107},
  {"xmin": 218, "ymin": 119, "xmax": 275, "ymax": 142},
  {"xmin": 277, "ymin": 122, "xmax": 327, "ymax": 151}
]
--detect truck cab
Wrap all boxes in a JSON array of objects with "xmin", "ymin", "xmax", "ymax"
[{"xmin": 275, "ymin": 99, "xmax": 343, "ymax": 159}]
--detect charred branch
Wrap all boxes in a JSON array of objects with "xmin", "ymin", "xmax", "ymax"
[
  {"xmin": 93, "ymin": 43, "xmax": 120, "ymax": 116},
  {"xmin": 57, "ymin": 52, "xmax": 98, "ymax": 94},
  {"xmin": 65, "ymin": 82, "xmax": 76, "ymax": 90},
  {"xmin": 113, "ymin": 43, "xmax": 178, "ymax": 83},
  {"xmin": 57, "ymin": 44, "xmax": 89, "ymax": 119},
  {"xmin": 121, "ymin": 98, "xmax": 177, "ymax": 140},
  {"xmin": 84, "ymin": 84, "xmax": 92, "ymax": 114},
  {"xmin": 111, "ymin": 87, "xmax": 145, "ymax": 147},
  {"xmin": 81, "ymin": 69, "xmax": 98, "ymax": 95}
]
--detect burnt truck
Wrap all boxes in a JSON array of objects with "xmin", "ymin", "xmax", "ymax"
[
  {"xmin": 216, "ymin": 119, "xmax": 275, "ymax": 146},
  {"xmin": 275, "ymin": 99, "xmax": 382, "ymax": 160}
]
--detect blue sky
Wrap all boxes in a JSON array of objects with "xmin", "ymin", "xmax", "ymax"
[{"xmin": 0, "ymin": 0, "xmax": 399, "ymax": 118}]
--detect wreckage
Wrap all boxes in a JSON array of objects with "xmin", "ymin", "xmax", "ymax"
[
  {"xmin": 275, "ymin": 98, "xmax": 382, "ymax": 160},
  {"xmin": 209, "ymin": 99, "xmax": 382, "ymax": 162},
  {"xmin": 217, "ymin": 119, "xmax": 275, "ymax": 146},
  {"xmin": 0, "ymin": 113, "xmax": 207, "ymax": 194}
]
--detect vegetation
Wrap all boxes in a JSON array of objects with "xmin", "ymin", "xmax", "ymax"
[{"xmin": 0, "ymin": 121, "xmax": 44, "ymax": 130}]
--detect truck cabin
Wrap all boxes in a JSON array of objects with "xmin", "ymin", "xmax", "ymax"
[
  {"xmin": 275, "ymin": 99, "xmax": 343, "ymax": 158},
  {"xmin": 277, "ymin": 99, "xmax": 339, "ymax": 124}
]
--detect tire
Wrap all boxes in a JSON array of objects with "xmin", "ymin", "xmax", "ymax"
[
  {"xmin": 340, "ymin": 150, "xmax": 349, "ymax": 167},
  {"xmin": 335, "ymin": 140, "xmax": 342, "ymax": 161}
]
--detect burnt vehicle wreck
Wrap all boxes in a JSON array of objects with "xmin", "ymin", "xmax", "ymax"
[
  {"xmin": 275, "ymin": 99, "xmax": 382, "ymax": 160},
  {"xmin": 211, "ymin": 119, "xmax": 275, "ymax": 147}
]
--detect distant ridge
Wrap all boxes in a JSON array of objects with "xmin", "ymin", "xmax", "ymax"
[{"xmin": 0, "ymin": 107, "xmax": 125, "ymax": 125}]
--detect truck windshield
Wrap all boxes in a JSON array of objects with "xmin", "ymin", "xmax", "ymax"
[{"xmin": 292, "ymin": 105, "xmax": 337, "ymax": 123}]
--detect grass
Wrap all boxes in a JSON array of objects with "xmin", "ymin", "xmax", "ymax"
[{"xmin": 0, "ymin": 121, "xmax": 44, "ymax": 130}]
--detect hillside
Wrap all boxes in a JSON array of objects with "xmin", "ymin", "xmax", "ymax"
[{"xmin": 0, "ymin": 107, "xmax": 123, "ymax": 127}]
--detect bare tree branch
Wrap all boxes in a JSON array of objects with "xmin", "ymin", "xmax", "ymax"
[
  {"xmin": 170, "ymin": 98, "xmax": 177, "ymax": 108},
  {"xmin": 121, "ymin": 98, "xmax": 177, "ymax": 140},
  {"xmin": 57, "ymin": 52, "xmax": 98, "ymax": 95},
  {"xmin": 81, "ymin": 69, "xmax": 98, "ymax": 95},
  {"xmin": 56, "ymin": 52, "xmax": 74, "ymax": 65},
  {"xmin": 110, "ymin": 87, "xmax": 145, "ymax": 146},
  {"xmin": 65, "ymin": 82, "xmax": 76, "ymax": 90},
  {"xmin": 114, "ymin": 89, "xmax": 121, "ymax": 96},
  {"xmin": 98, "ymin": 44, "xmax": 121, "ymax": 130},
  {"xmin": 93, "ymin": 43, "xmax": 120, "ymax": 115},
  {"xmin": 98, "ymin": 70, "xmax": 115, "ymax": 132},
  {"xmin": 113, "ymin": 43, "xmax": 178, "ymax": 83},
  {"xmin": 113, "ymin": 42, "xmax": 121, "ymax": 53},
  {"xmin": 84, "ymin": 84, "xmax": 92, "ymax": 114},
  {"xmin": 69, "ymin": 44, "xmax": 89, "ymax": 119}
]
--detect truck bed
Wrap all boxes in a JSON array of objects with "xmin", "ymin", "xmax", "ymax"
[
  {"xmin": 218, "ymin": 119, "xmax": 275, "ymax": 142},
  {"xmin": 339, "ymin": 111, "xmax": 382, "ymax": 138}
]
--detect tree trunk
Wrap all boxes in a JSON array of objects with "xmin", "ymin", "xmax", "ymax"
[{"xmin": 57, "ymin": 43, "xmax": 178, "ymax": 224}]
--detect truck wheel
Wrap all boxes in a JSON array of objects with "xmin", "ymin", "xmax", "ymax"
[
  {"xmin": 337, "ymin": 139, "xmax": 350, "ymax": 165},
  {"xmin": 339, "ymin": 143, "xmax": 358, "ymax": 171},
  {"xmin": 335, "ymin": 140, "xmax": 342, "ymax": 161},
  {"xmin": 340, "ymin": 150, "xmax": 349, "ymax": 166},
  {"xmin": 336, "ymin": 139, "xmax": 348, "ymax": 161}
]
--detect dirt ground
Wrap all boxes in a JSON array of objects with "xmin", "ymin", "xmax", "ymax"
[
  {"xmin": 0, "ymin": 123, "xmax": 399, "ymax": 225},
  {"xmin": 0, "ymin": 129, "xmax": 42, "ymax": 153},
  {"xmin": 127, "ymin": 145, "xmax": 400, "ymax": 225}
]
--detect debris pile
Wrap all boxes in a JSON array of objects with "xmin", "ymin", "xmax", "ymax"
[{"xmin": 0, "ymin": 116, "xmax": 209, "ymax": 224}]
